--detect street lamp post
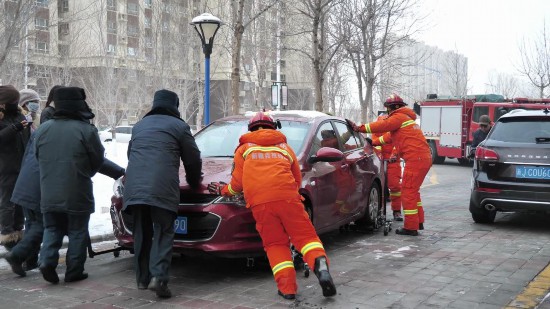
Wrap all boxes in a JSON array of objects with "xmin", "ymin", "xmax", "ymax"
[{"xmin": 190, "ymin": 13, "xmax": 222, "ymax": 126}]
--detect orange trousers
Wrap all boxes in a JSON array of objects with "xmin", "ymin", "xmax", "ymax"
[
  {"xmin": 251, "ymin": 199, "xmax": 327, "ymax": 295},
  {"xmin": 387, "ymin": 161, "xmax": 402, "ymax": 212},
  {"xmin": 401, "ymin": 159, "xmax": 432, "ymax": 230}
]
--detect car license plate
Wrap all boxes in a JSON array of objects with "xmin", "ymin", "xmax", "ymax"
[
  {"xmin": 515, "ymin": 166, "xmax": 550, "ymax": 180},
  {"xmin": 174, "ymin": 217, "xmax": 187, "ymax": 234}
]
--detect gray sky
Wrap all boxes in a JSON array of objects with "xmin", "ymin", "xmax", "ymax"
[{"xmin": 417, "ymin": 0, "xmax": 550, "ymax": 94}]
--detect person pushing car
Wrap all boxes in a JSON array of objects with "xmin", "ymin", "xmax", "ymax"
[
  {"xmin": 208, "ymin": 111, "xmax": 337, "ymax": 300},
  {"xmin": 346, "ymin": 94, "xmax": 431, "ymax": 236}
]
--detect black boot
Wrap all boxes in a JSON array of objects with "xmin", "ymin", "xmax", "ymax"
[
  {"xmin": 40, "ymin": 266, "xmax": 59, "ymax": 284},
  {"xmin": 314, "ymin": 257, "xmax": 337, "ymax": 297},
  {"xmin": 5, "ymin": 253, "xmax": 26, "ymax": 277},
  {"xmin": 419, "ymin": 223, "xmax": 424, "ymax": 230},
  {"xmin": 278, "ymin": 290, "xmax": 296, "ymax": 300},
  {"xmin": 23, "ymin": 256, "xmax": 39, "ymax": 271},
  {"xmin": 149, "ymin": 277, "xmax": 172, "ymax": 298},
  {"xmin": 393, "ymin": 211, "xmax": 403, "ymax": 222},
  {"xmin": 395, "ymin": 228, "xmax": 418, "ymax": 236},
  {"xmin": 65, "ymin": 272, "xmax": 88, "ymax": 282}
]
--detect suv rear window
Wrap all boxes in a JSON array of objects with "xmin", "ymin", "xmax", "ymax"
[{"xmin": 489, "ymin": 117, "xmax": 550, "ymax": 143}]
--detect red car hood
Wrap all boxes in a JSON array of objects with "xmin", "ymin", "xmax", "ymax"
[{"xmin": 178, "ymin": 158, "xmax": 234, "ymax": 193}]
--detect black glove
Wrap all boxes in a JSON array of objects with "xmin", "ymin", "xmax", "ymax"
[
  {"xmin": 12, "ymin": 122, "xmax": 24, "ymax": 131},
  {"xmin": 365, "ymin": 137, "xmax": 372, "ymax": 145},
  {"xmin": 207, "ymin": 181, "xmax": 227, "ymax": 195}
]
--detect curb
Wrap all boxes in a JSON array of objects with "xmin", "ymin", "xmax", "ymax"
[{"xmin": 506, "ymin": 262, "xmax": 550, "ymax": 309}]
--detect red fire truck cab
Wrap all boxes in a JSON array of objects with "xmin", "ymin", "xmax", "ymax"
[{"xmin": 418, "ymin": 94, "xmax": 550, "ymax": 164}]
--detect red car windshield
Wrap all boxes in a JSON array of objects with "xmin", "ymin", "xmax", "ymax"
[{"xmin": 194, "ymin": 120, "xmax": 310, "ymax": 158}]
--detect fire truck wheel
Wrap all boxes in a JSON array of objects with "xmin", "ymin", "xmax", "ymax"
[{"xmin": 429, "ymin": 142, "xmax": 445, "ymax": 164}]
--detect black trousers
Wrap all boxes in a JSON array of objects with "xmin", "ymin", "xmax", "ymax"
[
  {"xmin": 132, "ymin": 205, "xmax": 176, "ymax": 285},
  {"xmin": 0, "ymin": 177, "xmax": 24, "ymax": 236},
  {"xmin": 40, "ymin": 212, "xmax": 90, "ymax": 279},
  {"xmin": 10, "ymin": 207, "xmax": 43, "ymax": 264}
]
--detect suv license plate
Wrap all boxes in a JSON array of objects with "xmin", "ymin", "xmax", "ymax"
[
  {"xmin": 515, "ymin": 166, "xmax": 550, "ymax": 180},
  {"xmin": 174, "ymin": 216, "xmax": 187, "ymax": 234}
]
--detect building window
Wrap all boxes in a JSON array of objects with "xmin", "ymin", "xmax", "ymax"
[
  {"xmin": 58, "ymin": 23, "xmax": 69, "ymax": 36},
  {"xmin": 59, "ymin": 0, "xmax": 69, "ymax": 12},
  {"xmin": 35, "ymin": 41, "xmax": 49, "ymax": 53},
  {"xmin": 127, "ymin": 47, "xmax": 136, "ymax": 57},
  {"xmin": 144, "ymin": 0, "xmax": 152, "ymax": 8},
  {"xmin": 35, "ymin": 17, "xmax": 48, "ymax": 28},
  {"xmin": 107, "ymin": 44, "xmax": 116, "ymax": 54},
  {"xmin": 36, "ymin": 0, "xmax": 49, "ymax": 7},
  {"xmin": 144, "ymin": 17, "xmax": 151, "ymax": 28},
  {"xmin": 107, "ymin": 0, "xmax": 116, "ymax": 10},
  {"xmin": 127, "ymin": 3, "xmax": 138, "ymax": 15},
  {"xmin": 127, "ymin": 25, "xmax": 139, "ymax": 37},
  {"xmin": 107, "ymin": 21, "xmax": 117, "ymax": 34}
]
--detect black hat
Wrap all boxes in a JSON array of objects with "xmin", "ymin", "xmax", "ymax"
[
  {"xmin": 53, "ymin": 87, "xmax": 94, "ymax": 120},
  {"xmin": 151, "ymin": 89, "xmax": 180, "ymax": 117},
  {"xmin": 0, "ymin": 85, "xmax": 20, "ymax": 105}
]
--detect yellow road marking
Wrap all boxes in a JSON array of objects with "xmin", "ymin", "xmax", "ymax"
[{"xmin": 506, "ymin": 263, "xmax": 550, "ymax": 308}]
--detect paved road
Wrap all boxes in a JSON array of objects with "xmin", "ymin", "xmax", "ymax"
[{"xmin": 0, "ymin": 160, "xmax": 549, "ymax": 308}]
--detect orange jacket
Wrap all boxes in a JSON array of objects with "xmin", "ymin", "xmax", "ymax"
[
  {"xmin": 371, "ymin": 114, "xmax": 398, "ymax": 160},
  {"xmin": 360, "ymin": 107, "xmax": 430, "ymax": 161},
  {"xmin": 221, "ymin": 129, "xmax": 301, "ymax": 207}
]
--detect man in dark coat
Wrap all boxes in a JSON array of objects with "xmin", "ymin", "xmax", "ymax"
[
  {"xmin": 0, "ymin": 85, "xmax": 30, "ymax": 250},
  {"xmin": 5, "ymin": 97, "xmax": 125, "ymax": 277},
  {"xmin": 34, "ymin": 87, "xmax": 105, "ymax": 284},
  {"xmin": 469, "ymin": 115, "xmax": 492, "ymax": 157},
  {"xmin": 123, "ymin": 89, "xmax": 202, "ymax": 298}
]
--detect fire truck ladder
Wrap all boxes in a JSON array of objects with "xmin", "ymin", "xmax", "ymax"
[{"xmin": 461, "ymin": 102, "xmax": 472, "ymax": 158}]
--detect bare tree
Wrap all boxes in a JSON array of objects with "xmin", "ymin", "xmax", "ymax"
[
  {"xmin": 0, "ymin": 0, "xmax": 37, "ymax": 70},
  {"xmin": 229, "ymin": 0, "xmax": 278, "ymax": 115},
  {"xmin": 443, "ymin": 47, "xmax": 468, "ymax": 97},
  {"xmin": 517, "ymin": 22, "xmax": 550, "ymax": 98},
  {"xmin": 485, "ymin": 71, "xmax": 519, "ymax": 99},
  {"xmin": 337, "ymin": 0, "xmax": 424, "ymax": 122}
]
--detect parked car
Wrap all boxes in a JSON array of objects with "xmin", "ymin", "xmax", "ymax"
[
  {"xmin": 99, "ymin": 126, "xmax": 133, "ymax": 143},
  {"xmin": 469, "ymin": 108, "xmax": 550, "ymax": 223},
  {"xmin": 110, "ymin": 110, "xmax": 385, "ymax": 258}
]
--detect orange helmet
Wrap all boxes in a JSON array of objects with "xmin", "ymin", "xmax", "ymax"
[
  {"xmin": 383, "ymin": 94, "xmax": 407, "ymax": 107},
  {"xmin": 248, "ymin": 112, "xmax": 277, "ymax": 131}
]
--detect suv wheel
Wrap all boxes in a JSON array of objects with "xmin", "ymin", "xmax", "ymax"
[
  {"xmin": 429, "ymin": 142, "xmax": 445, "ymax": 164},
  {"xmin": 470, "ymin": 201, "xmax": 496, "ymax": 223}
]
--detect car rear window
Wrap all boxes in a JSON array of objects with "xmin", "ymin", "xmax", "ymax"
[
  {"xmin": 489, "ymin": 117, "xmax": 550, "ymax": 143},
  {"xmin": 194, "ymin": 120, "xmax": 310, "ymax": 157}
]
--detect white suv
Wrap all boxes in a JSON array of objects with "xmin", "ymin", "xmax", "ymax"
[{"xmin": 99, "ymin": 126, "xmax": 133, "ymax": 143}]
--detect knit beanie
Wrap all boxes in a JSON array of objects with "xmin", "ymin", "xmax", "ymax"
[
  {"xmin": 19, "ymin": 89, "xmax": 41, "ymax": 106},
  {"xmin": 0, "ymin": 85, "xmax": 20, "ymax": 105}
]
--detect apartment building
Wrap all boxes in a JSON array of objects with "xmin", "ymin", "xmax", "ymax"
[{"xmin": 1, "ymin": 0, "xmax": 315, "ymax": 127}]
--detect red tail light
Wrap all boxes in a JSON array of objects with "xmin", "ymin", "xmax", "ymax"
[
  {"xmin": 475, "ymin": 146, "xmax": 499, "ymax": 161},
  {"xmin": 476, "ymin": 187, "xmax": 501, "ymax": 193}
]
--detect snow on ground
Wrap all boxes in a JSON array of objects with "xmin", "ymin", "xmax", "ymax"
[{"xmin": 89, "ymin": 141, "xmax": 129, "ymax": 238}]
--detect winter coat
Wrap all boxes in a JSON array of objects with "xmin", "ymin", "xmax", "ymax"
[
  {"xmin": 0, "ymin": 109, "xmax": 30, "ymax": 186},
  {"xmin": 34, "ymin": 118, "xmax": 105, "ymax": 214},
  {"xmin": 221, "ymin": 129, "xmax": 302, "ymax": 207},
  {"xmin": 123, "ymin": 115, "xmax": 202, "ymax": 214},
  {"xmin": 364, "ymin": 107, "xmax": 431, "ymax": 162},
  {"xmin": 371, "ymin": 114, "xmax": 399, "ymax": 161},
  {"xmin": 40, "ymin": 106, "xmax": 55, "ymax": 124}
]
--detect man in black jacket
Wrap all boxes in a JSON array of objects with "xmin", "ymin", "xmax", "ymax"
[
  {"xmin": 470, "ymin": 115, "xmax": 492, "ymax": 157},
  {"xmin": 0, "ymin": 85, "xmax": 29, "ymax": 250},
  {"xmin": 34, "ymin": 87, "xmax": 105, "ymax": 284},
  {"xmin": 123, "ymin": 89, "xmax": 202, "ymax": 298}
]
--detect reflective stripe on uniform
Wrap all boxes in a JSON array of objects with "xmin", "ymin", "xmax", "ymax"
[
  {"xmin": 242, "ymin": 146, "xmax": 293, "ymax": 163},
  {"xmin": 403, "ymin": 209, "xmax": 418, "ymax": 215},
  {"xmin": 364, "ymin": 124, "xmax": 372, "ymax": 133},
  {"xmin": 401, "ymin": 120, "xmax": 415, "ymax": 128},
  {"xmin": 417, "ymin": 201, "xmax": 422, "ymax": 208},
  {"xmin": 379, "ymin": 136, "xmax": 386, "ymax": 145},
  {"xmin": 272, "ymin": 260, "xmax": 294, "ymax": 275},
  {"xmin": 374, "ymin": 146, "xmax": 382, "ymax": 151},
  {"xmin": 227, "ymin": 184, "xmax": 238, "ymax": 195},
  {"xmin": 390, "ymin": 191, "xmax": 401, "ymax": 197},
  {"xmin": 301, "ymin": 241, "xmax": 324, "ymax": 256}
]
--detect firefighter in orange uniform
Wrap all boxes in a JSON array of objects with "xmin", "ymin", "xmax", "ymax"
[
  {"xmin": 347, "ymin": 94, "xmax": 431, "ymax": 236},
  {"xmin": 371, "ymin": 113, "xmax": 403, "ymax": 221},
  {"xmin": 208, "ymin": 112, "xmax": 336, "ymax": 300}
]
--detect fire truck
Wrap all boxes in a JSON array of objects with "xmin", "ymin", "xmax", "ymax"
[{"xmin": 417, "ymin": 94, "xmax": 550, "ymax": 165}]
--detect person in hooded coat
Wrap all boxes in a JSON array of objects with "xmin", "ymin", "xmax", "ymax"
[
  {"xmin": 34, "ymin": 86, "xmax": 105, "ymax": 284},
  {"xmin": 0, "ymin": 85, "xmax": 30, "ymax": 250},
  {"xmin": 4, "ymin": 85, "xmax": 125, "ymax": 278},
  {"xmin": 123, "ymin": 89, "xmax": 202, "ymax": 298},
  {"xmin": 40, "ymin": 85, "xmax": 63, "ymax": 125}
]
